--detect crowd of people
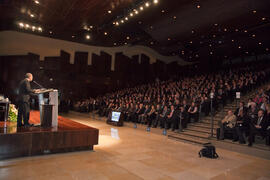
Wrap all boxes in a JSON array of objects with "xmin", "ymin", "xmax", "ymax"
[
  {"xmin": 73, "ymin": 62, "xmax": 270, "ymax": 146},
  {"xmin": 218, "ymin": 86, "xmax": 270, "ymax": 146}
]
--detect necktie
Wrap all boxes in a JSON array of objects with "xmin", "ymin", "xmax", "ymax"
[{"xmin": 257, "ymin": 117, "xmax": 262, "ymax": 126}]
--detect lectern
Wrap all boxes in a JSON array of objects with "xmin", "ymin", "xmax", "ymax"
[{"xmin": 35, "ymin": 88, "xmax": 58, "ymax": 127}]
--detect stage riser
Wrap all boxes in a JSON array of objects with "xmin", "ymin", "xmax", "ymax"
[{"xmin": 0, "ymin": 129, "xmax": 98, "ymax": 160}]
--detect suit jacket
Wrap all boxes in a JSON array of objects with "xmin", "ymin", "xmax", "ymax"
[
  {"xmin": 253, "ymin": 115, "xmax": 268, "ymax": 131},
  {"xmin": 18, "ymin": 78, "xmax": 34, "ymax": 103}
]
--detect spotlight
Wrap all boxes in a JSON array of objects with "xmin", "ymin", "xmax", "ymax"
[
  {"xmin": 125, "ymin": 17, "xmax": 128, "ymax": 21},
  {"xmin": 86, "ymin": 35, "xmax": 90, "ymax": 39},
  {"xmin": 145, "ymin": 2, "xmax": 150, "ymax": 7},
  {"xmin": 115, "ymin": 22, "xmax": 119, "ymax": 26},
  {"xmin": 140, "ymin": 6, "xmax": 144, "ymax": 11},
  {"xmin": 153, "ymin": 0, "xmax": 158, "ymax": 4},
  {"xmin": 38, "ymin": 27, "xmax": 42, "ymax": 32},
  {"xmin": 34, "ymin": 0, "xmax": 39, "ymax": 4},
  {"xmin": 32, "ymin": 26, "xmax": 36, "ymax": 31},
  {"xmin": 25, "ymin": 24, "xmax": 30, "ymax": 29},
  {"xmin": 121, "ymin": 20, "xmax": 124, "ymax": 23},
  {"xmin": 19, "ymin": 22, "xmax": 24, "ymax": 27},
  {"xmin": 108, "ymin": 10, "xmax": 111, "ymax": 14},
  {"xmin": 130, "ymin": 13, "xmax": 133, "ymax": 17}
]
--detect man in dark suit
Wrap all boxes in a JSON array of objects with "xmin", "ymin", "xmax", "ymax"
[
  {"xmin": 248, "ymin": 110, "xmax": 268, "ymax": 146},
  {"xmin": 17, "ymin": 73, "xmax": 36, "ymax": 127}
]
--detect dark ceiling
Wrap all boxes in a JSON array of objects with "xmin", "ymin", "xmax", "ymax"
[{"xmin": 1, "ymin": 0, "xmax": 270, "ymax": 62}]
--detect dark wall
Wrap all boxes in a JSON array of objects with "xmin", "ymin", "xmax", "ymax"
[{"xmin": 0, "ymin": 52, "xmax": 185, "ymax": 102}]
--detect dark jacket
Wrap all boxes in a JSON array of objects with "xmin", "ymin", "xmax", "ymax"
[{"xmin": 18, "ymin": 78, "xmax": 34, "ymax": 103}]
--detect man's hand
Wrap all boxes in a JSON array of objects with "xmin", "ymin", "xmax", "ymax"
[{"xmin": 255, "ymin": 125, "xmax": 261, "ymax": 129}]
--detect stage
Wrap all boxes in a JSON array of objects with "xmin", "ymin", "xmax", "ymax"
[{"xmin": 0, "ymin": 111, "xmax": 99, "ymax": 160}]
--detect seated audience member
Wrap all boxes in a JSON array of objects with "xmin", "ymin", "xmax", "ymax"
[
  {"xmin": 152, "ymin": 104, "xmax": 163, "ymax": 128},
  {"xmin": 234, "ymin": 102, "xmax": 247, "ymax": 117},
  {"xmin": 188, "ymin": 102, "xmax": 198, "ymax": 123},
  {"xmin": 139, "ymin": 104, "xmax": 150, "ymax": 124},
  {"xmin": 218, "ymin": 110, "xmax": 237, "ymax": 140},
  {"xmin": 146, "ymin": 105, "xmax": 156, "ymax": 127},
  {"xmin": 265, "ymin": 104, "xmax": 270, "ymax": 145},
  {"xmin": 157, "ymin": 105, "xmax": 169, "ymax": 128},
  {"xmin": 178, "ymin": 106, "xmax": 188, "ymax": 129},
  {"xmin": 135, "ymin": 103, "xmax": 145, "ymax": 123},
  {"xmin": 166, "ymin": 105, "xmax": 179, "ymax": 131},
  {"xmin": 235, "ymin": 110, "xmax": 249, "ymax": 144},
  {"xmin": 247, "ymin": 98, "xmax": 256, "ymax": 108},
  {"xmin": 248, "ymin": 110, "xmax": 268, "ymax": 146}
]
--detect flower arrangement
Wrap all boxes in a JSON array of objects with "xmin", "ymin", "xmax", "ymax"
[{"xmin": 9, "ymin": 104, "xmax": 18, "ymax": 122}]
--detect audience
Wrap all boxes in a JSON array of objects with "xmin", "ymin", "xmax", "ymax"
[{"xmin": 73, "ymin": 61, "xmax": 270, "ymax": 146}]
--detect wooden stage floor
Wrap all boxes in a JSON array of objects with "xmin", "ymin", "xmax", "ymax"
[{"xmin": 0, "ymin": 111, "xmax": 99, "ymax": 160}]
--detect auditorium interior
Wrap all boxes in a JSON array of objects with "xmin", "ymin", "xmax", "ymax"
[{"xmin": 1, "ymin": 0, "xmax": 270, "ymax": 179}]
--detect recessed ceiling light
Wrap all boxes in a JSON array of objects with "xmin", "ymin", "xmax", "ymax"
[
  {"xmin": 224, "ymin": 28, "xmax": 227, "ymax": 32},
  {"xmin": 124, "ymin": 42, "xmax": 128, "ymax": 45},
  {"xmin": 266, "ymin": 48, "xmax": 269, "ymax": 51},
  {"xmin": 235, "ymin": 29, "xmax": 239, "ymax": 32},
  {"xmin": 34, "ymin": 0, "xmax": 39, "ymax": 4},
  {"xmin": 138, "ymin": 21, "xmax": 142, "ymax": 24},
  {"xmin": 212, "ymin": 35, "xmax": 216, "ymax": 38},
  {"xmin": 253, "ymin": 10, "xmax": 256, "ymax": 14},
  {"xmin": 210, "ymin": 52, "xmax": 213, "ymax": 55},
  {"xmin": 86, "ymin": 35, "xmax": 90, "ymax": 39},
  {"xmin": 238, "ymin": 46, "xmax": 241, "ymax": 49},
  {"xmin": 197, "ymin": 5, "xmax": 201, "ymax": 8},
  {"xmin": 262, "ymin": 17, "xmax": 266, "ymax": 21},
  {"xmin": 252, "ymin": 34, "xmax": 256, "ymax": 37},
  {"xmin": 121, "ymin": 20, "xmax": 124, "ymax": 23},
  {"xmin": 19, "ymin": 22, "xmax": 24, "ymax": 27},
  {"xmin": 161, "ymin": 10, "xmax": 165, "ymax": 13},
  {"xmin": 125, "ymin": 17, "xmax": 128, "ymax": 21},
  {"xmin": 126, "ymin": 36, "xmax": 130, "ymax": 40},
  {"xmin": 209, "ymin": 44, "xmax": 212, "ymax": 47},
  {"xmin": 259, "ymin": 42, "xmax": 262, "ymax": 45},
  {"xmin": 114, "ymin": 43, "xmax": 117, "ymax": 46},
  {"xmin": 115, "ymin": 22, "xmax": 119, "ymax": 26},
  {"xmin": 30, "ymin": 14, "xmax": 34, "ymax": 18},
  {"xmin": 130, "ymin": 13, "xmax": 133, "ymax": 17},
  {"xmin": 140, "ymin": 6, "xmax": 144, "ymax": 11},
  {"xmin": 150, "ymin": 42, "xmax": 154, "ymax": 45},
  {"xmin": 135, "ymin": 10, "xmax": 139, "ymax": 14},
  {"xmin": 173, "ymin": 16, "xmax": 177, "ymax": 19},
  {"xmin": 195, "ymin": 54, "xmax": 199, "ymax": 58},
  {"xmin": 232, "ymin": 39, "xmax": 234, "ymax": 42},
  {"xmin": 191, "ymin": 30, "xmax": 195, "ymax": 34},
  {"xmin": 145, "ymin": 2, "xmax": 150, "ymax": 7},
  {"xmin": 72, "ymin": 35, "xmax": 75, "ymax": 38},
  {"xmin": 245, "ymin": 51, "xmax": 249, "ymax": 54},
  {"xmin": 25, "ymin": 24, "xmax": 30, "ymax": 28},
  {"xmin": 214, "ymin": 23, "xmax": 218, "ymax": 26},
  {"xmin": 190, "ymin": 41, "xmax": 192, "ymax": 44},
  {"xmin": 168, "ymin": 38, "xmax": 171, "ymax": 41},
  {"xmin": 104, "ymin": 32, "xmax": 108, "ymax": 35},
  {"xmin": 153, "ymin": 0, "xmax": 158, "ymax": 4},
  {"xmin": 108, "ymin": 10, "xmax": 111, "ymax": 14},
  {"xmin": 244, "ymin": 30, "xmax": 247, "ymax": 33},
  {"xmin": 49, "ymin": 31, "xmax": 52, "ymax": 34},
  {"xmin": 90, "ymin": 26, "xmax": 93, "ymax": 29}
]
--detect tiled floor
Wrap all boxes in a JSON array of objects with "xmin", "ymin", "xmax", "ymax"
[{"xmin": 0, "ymin": 113, "xmax": 270, "ymax": 180}]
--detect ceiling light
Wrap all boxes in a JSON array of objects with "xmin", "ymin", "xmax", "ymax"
[
  {"xmin": 244, "ymin": 30, "xmax": 247, "ymax": 33},
  {"xmin": 232, "ymin": 39, "xmax": 234, "ymax": 42},
  {"xmin": 135, "ymin": 10, "xmax": 139, "ymax": 14},
  {"xmin": 121, "ymin": 20, "xmax": 124, "ymax": 23},
  {"xmin": 168, "ymin": 38, "xmax": 171, "ymax": 41},
  {"xmin": 253, "ymin": 10, "xmax": 256, "ymax": 14},
  {"xmin": 238, "ymin": 46, "xmax": 241, "ymax": 49},
  {"xmin": 235, "ymin": 29, "xmax": 239, "ymax": 32},
  {"xmin": 173, "ymin": 16, "xmax": 177, "ymax": 19},
  {"xmin": 124, "ymin": 42, "xmax": 128, "ymax": 45},
  {"xmin": 34, "ymin": 0, "xmax": 39, "ymax": 4},
  {"xmin": 145, "ymin": 2, "xmax": 150, "ymax": 7},
  {"xmin": 259, "ymin": 42, "xmax": 262, "ymax": 45},
  {"xmin": 210, "ymin": 52, "xmax": 213, "ymax": 55},
  {"xmin": 125, "ymin": 17, "xmax": 128, "ymax": 21},
  {"xmin": 140, "ymin": 6, "xmax": 144, "ymax": 11},
  {"xmin": 72, "ymin": 35, "xmax": 75, "ymax": 38},
  {"xmin": 161, "ymin": 10, "xmax": 165, "ymax": 13},
  {"xmin": 150, "ymin": 42, "xmax": 154, "ymax": 45},
  {"xmin": 191, "ymin": 30, "xmax": 195, "ymax": 34},
  {"xmin": 130, "ymin": 13, "xmax": 133, "ymax": 17},
  {"xmin": 86, "ymin": 35, "xmax": 90, "ymax": 39},
  {"xmin": 25, "ymin": 24, "xmax": 30, "ymax": 28},
  {"xmin": 153, "ymin": 0, "xmax": 158, "ymax": 4},
  {"xmin": 108, "ymin": 10, "xmax": 111, "ymax": 14},
  {"xmin": 266, "ymin": 48, "xmax": 269, "ymax": 51},
  {"xmin": 32, "ymin": 26, "xmax": 36, "ymax": 31},
  {"xmin": 38, "ymin": 27, "xmax": 42, "ymax": 32},
  {"xmin": 90, "ymin": 26, "xmax": 93, "ymax": 29},
  {"xmin": 30, "ymin": 14, "xmax": 34, "ymax": 18},
  {"xmin": 195, "ymin": 54, "xmax": 199, "ymax": 58},
  {"xmin": 245, "ymin": 52, "xmax": 249, "ymax": 54},
  {"xmin": 209, "ymin": 44, "xmax": 212, "ymax": 47},
  {"xmin": 197, "ymin": 5, "xmax": 201, "ymax": 8},
  {"xmin": 252, "ymin": 34, "xmax": 256, "ymax": 37},
  {"xmin": 116, "ymin": 22, "xmax": 119, "ymax": 26},
  {"xmin": 114, "ymin": 43, "xmax": 117, "ymax": 46},
  {"xmin": 19, "ymin": 22, "xmax": 24, "ymax": 27},
  {"xmin": 126, "ymin": 36, "xmax": 130, "ymax": 40},
  {"xmin": 190, "ymin": 41, "xmax": 193, "ymax": 44},
  {"xmin": 214, "ymin": 23, "xmax": 218, "ymax": 26},
  {"xmin": 49, "ymin": 31, "xmax": 52, "ymax": 34},
  {"xmin": 104, "ymin": 32, "xmax": 107, "ymax": 35},
  {"xmin": 113, "ymin": 22, "xmax": 116, "ymax": 25},
  {"xmin": 212, "ymin": 34, "xmax": 216, "ymax": 38},
  {"xmin": 224, "ymin": 28, "xmax": 227, "ymax": 32},
  {"xmin": 262, "ymin": 17, "xmax": 266, "ymax": 21}
]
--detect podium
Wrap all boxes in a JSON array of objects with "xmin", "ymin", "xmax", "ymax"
[{"xmin": 35, "ymin": 88, "xmax": 58, "ymax": 127}]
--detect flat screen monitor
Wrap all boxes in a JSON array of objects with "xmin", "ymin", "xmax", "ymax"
[{"xmin": 111, "ymin": 111, "xmax": 121, "ymax": 122}]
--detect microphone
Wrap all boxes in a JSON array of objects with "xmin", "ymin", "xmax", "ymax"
[{"xmin": 33, "ymin": 80, "xmax": 43, "ymax": 89}]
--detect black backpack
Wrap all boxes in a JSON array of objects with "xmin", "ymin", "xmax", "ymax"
[{"xmin": 199, "ymin": 144, "xmax": 219, "ymax": 159}]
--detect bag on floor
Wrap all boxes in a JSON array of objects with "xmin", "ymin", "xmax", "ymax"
[{"xmin": 198, "ymin": 144, "xmax": 219, "ymax": 159}]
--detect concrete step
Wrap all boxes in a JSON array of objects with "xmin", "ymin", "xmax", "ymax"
[
  {"xmin": 180, "ymin": 130, "xmax": 215, "ymax": 139},
  {"xmin": 200, "ymin": 120, "xmax": 219, "ymax": 126},
  {"xmin": 168, "ymin": 133, "xmax": 210, "ymax": 145},
  {"xmin": 189, "ymin": 122, "xmax": 219, "ymax": 129},
  {"xmin": 185, "ymin": 126, "xmax": 217, "ymax": 135}
]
